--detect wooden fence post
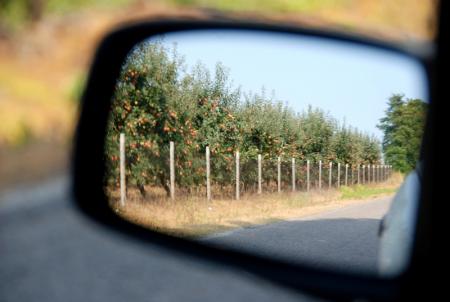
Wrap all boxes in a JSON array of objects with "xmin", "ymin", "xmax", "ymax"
[
  {"xmin": 337, "ymin": 162, "xmax": 341, "ymax": 188},
  {"xmin": 119, "ymin": 133, "xmax": 126, "ymax": 206},
  {"xmin": 235, "ymin": 151, "xmax": 240, "ymax": 200},
  {"xmin": 277, "ymin": 156, "xmax": 281, "ymax": 193},
  {"xmin": 374, "ymin": 165, "xmax": 377, "ymax": 182},
  {"xmin": 292, "ymin": 158, "xmax": 296, "ymax": 192},
  {"xmin": 345, "ymin": 164, "xmax": 348, "ymax": 186},
  {"xmin": 373, "ymin": 164, "xmax": 376, "ymax": 183},
  {"xmin": 319, "ymin": 160, "xmax": 322, "ymax": 190},
  {"xmin": 367, "ymin": 164, "xmax": 371, "ymax": 183},
  {"xmin": 381, "ymin": 165, "xmax": 384, "ymax": 181},
  {"xmin": 362, "ymin": 165, "xmax": 365, "ymax": 184},
  {"xmin": 376, "ymin": 165, "xmax": 379, "ymax": 182},
  {"xmin": 357, "ymin": 164, "xmax": 360, "ymax": 184},
  {"xmin": 258, "ymin": 154, "xmax": 262, "ymax": 194},
  {"xmin": 307, "ymin": 160, "xmax": 310, "ymax": 192},
  {"xmin": 170, "ymin": 141, "xmax": 175, "ymax": 200},
  {"xmin": 381, "ymin": 165, "xmax": 383, "ymax": 181},
  {"xmin": 206, "ymin": 146, "xmax": 211, "ymax": 201},
  {"xmin": 329, "ymin": 162, "xmax": 332, "ymax": 189},
  {"xmin": 351, "ymin": 165, "xmax": 354, "ymax": 185},
  {"xmin": 371, "ymin": 164, "xmax": 374, "ymax": 183}
]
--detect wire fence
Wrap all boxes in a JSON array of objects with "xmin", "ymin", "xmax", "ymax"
[{"xmin": 116, "ymin": 136, "xmax": 393, "ymax": 204}]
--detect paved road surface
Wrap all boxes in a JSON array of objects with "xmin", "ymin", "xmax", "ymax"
[
  {"xmin": 0, "ymin": 177, "xmax": 390, "ymax": 301},
  {"xmin": 202, "ymin": 197, "xmax": 392, "ymax": 275}
]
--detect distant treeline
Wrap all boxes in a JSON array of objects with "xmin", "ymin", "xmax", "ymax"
[
  {"xmin": 105, "ymin": 40, "xmax": 381, "ymax": 196},
  {"xmin": 377, "ymin": 94, "xmax": 427, "ymax": 173}
]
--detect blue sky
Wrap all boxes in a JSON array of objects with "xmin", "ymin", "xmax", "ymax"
[{"xmin": 150, "ymin": 30, "xmax": 427, "ymax": 140}]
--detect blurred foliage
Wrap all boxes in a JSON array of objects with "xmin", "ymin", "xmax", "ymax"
[
  {"xmin": 0, "ymin": 0, "xmax": 40, "ymax": 29},
  {"xmin": 0, "ymin": 63, "xmax": 76, "ymax": 147},
  {"xmin": 1, "ymin": 0, "xmax": 437, "ymax": 39},
  {"xmin": 0, "ymin": 0, "xmax": 131, "ymax": 30},
  {"xmin": 105, "ymin": 40, "xmax": 382, "ymax": 197},
  {"xmin": 67, "ymin": 72, "xmax": 87, "ymax": 104},
  {"xmin": 172, "ymin": 0, "xmax": 348, "ymax": 13},
  {"xmin": 171, "ymin": 0, "xmax": 438, "ymax": 41},
  {"xmin": 45, "ymin": 0, "xmax": 132, "ymax": 13}
]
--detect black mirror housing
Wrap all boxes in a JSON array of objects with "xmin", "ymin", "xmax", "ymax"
[{"xmin": 72, "ymin": 17, "xmax": 438, "ymax": 301}]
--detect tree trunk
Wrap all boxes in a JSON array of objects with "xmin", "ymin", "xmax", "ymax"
[
  {"xmin": 158, "ymin": 173, "xmax": 171, "ymax": 197},
  {"xmin": 137, "ymin": 183, "xmax": 146, "ymax": 198}
]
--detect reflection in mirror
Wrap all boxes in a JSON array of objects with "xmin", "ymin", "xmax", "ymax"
[{"xmin": 104, "ymin": 30, "xmax": 427, "ymax": 276}]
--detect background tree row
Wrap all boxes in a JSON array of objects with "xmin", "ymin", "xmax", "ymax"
[{"xmin": 105, "ymin": 40, "xmax": 383, "ymax": 197}]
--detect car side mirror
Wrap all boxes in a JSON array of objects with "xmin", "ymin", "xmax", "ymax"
[{"xmin": 72, "ymin": 19, "xmax": 434, "ymax": 301}]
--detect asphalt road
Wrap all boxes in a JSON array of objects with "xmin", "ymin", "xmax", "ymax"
[
  {"xmin": 0, "ymin": 177, "xmax": 390, "ymax": 301},
  {"xmin": 202, "ymin": 197, "xmax": 391, "ymax": 275}
]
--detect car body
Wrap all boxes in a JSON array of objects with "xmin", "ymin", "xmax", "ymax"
[{"xmin": 378, "ymin": 168, "xmax": 421, "ymax": 276}]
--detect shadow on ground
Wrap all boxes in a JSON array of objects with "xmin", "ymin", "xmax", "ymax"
[{"xmin": 200, "ymin": 218, "xmax": 382, "ymax": 275}]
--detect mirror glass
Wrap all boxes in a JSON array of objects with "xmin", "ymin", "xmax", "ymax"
[{"xmin": 104, "ymin": 30, "xmax": 428, "ymax": 276}]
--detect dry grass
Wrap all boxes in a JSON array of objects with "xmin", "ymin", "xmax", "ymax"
[
  {"xmin": 108, "ymin": 172, "xmax": 403, "ymax": 238},
  {"xmin": 339, "ymin": 172, "xmax": 403, "ymax": 199}
]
